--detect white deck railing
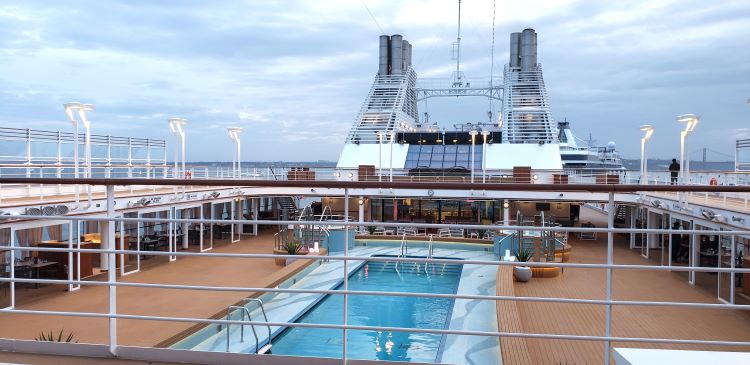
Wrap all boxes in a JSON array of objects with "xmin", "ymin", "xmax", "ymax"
[{"xmin": 0, "ymin": 183, "xmax": 749, "ymax": 365}]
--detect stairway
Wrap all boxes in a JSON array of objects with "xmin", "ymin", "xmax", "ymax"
[
  {"xmin": 615, "ymin": 204, "xmax": 631, "ymax": 227},
  {"xmin": 276, "ymin": 196, "xmax": 298, "ymax": 219}
]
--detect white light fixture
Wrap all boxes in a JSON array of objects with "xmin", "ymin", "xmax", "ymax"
[
  {"xmin": 676, "ymin": 114, "xmax": 699, "ymax": 207},
  {"xmin": 376, "ymin": 131, "xmax": 385, "ymax": 182},
  {"xmin": 481, "ymin": 130, "xmax": 490, "ymax": 183},
  {"xmin": 533, "ymin": 174, "xmax": 539, "ymax": 181},
  {"xmin": 388, "ymin": 131, "xmax": 396, "ymax": 182},
  {"xmin": 503, "ymin": 201, "xmax": 509, "ymax": 209},
  {"xmin": 639, "ymin": 124, "xmax": 654, "ymax": 185},
  {"xmin": 469, "ymin": 130, "xmax": 479, "ymax": 183},
  {"xmin": 167, "ymin": 118, "xmax": 188, "ymax": 178},
  {"xmin": 226, "ymin": 127, "xmax": 243, "ymax": 178}
]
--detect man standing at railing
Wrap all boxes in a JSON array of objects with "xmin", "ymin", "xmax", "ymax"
[{"xmin": 668, "ymin": 158, "xmax": 680, "ymax": 184}]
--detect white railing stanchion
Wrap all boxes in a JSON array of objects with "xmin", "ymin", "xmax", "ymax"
[
  {"xmin": 106, "ymin": 185, "xmax": 118, "ymax": 355},
  {"xmin": 605, "ymin": 192, "xmax": 614, "ymax": 365},
  {"xmin": 343, "ymin": 187, "xmax": 350, "ymax": 365}
]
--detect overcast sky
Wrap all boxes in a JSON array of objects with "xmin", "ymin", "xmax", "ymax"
[{"xmin": 1, "ymin": 0, "xmax": 749, "ymax": 162}]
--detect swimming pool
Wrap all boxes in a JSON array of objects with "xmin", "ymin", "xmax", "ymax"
[{"xmin": 271, "ymin": 257, "xmax": 463, "ymax": 362}]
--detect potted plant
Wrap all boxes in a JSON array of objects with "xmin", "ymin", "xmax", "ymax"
[
  {"xmin": 513, "ymin": 248, "xmax": 533, "ymax": 282},
  {"xmin": 35, "ymin": 329, "xmax": 78, "ymax": 343},
  {"xmin": 366, "ymin": 225, "xmax": 376, "ymax": 235},
  {"xmin": 274, "ymin": 240, "xmax": 303, "ymax": 266}
]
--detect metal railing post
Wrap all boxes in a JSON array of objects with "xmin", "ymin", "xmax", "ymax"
[
  {"xmin": 605, "ymin": 192, "xmax": 614, "ymax": 365},
  {"xmin": 343, "ymin": 187, "xmax": 349, "ymax": 365},
  {"xmin": 106, "ymin": 185, "xmax": 118, "ymax": 355}
]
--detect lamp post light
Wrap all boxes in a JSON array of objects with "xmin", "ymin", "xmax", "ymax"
[
  {"xmin": 168, "ymin": 118, "xmax": 188, "ymax": 178},
  {"xmin": 677, "ymin": 114, "xmax": 699, "ymax": 209},
  {"xmin": 677, "ymin": 114, "xmax": 699, "ymax": 185},
  {"xmin": 639, "ymin": 125, "xmax": 654, "ymax": 185},
  {"xmin": 481, "ymin": 130, "xmax": 490, "ymax": 183},
  {"xmin": 389, "ymin": 131, "xmax": 395, "ymax": 182},
  {"xmin": 469, "ymin": 130, "xmax": 478, "ymax": 183},
  {"xmin": 226, "ymin": 127, "xmax": 243, "ymax": 178},
  {"xmin": 376, "ymin": 131, "xmax": 385, "ymax": 182}
]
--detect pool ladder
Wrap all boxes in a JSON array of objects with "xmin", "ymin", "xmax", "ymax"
[
  {"xmin": 395, "ymin": 232, "xmax": 409, "ymax": 272},
  {"xmin": 225, "ymin": 298, "xmax": 273, "ymax": 354},
  {"xmin": 425, "ymin": 234, "xmax": 434, "ymax": 275}
]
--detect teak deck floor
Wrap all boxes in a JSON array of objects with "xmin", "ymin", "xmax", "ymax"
[
  {"xmin": 500, "ymin": 208, "xmax": 750, "ymax": 365},
  {"xmin": 0, "ymin": 232, "xmax": 312, "ymax": 347}
]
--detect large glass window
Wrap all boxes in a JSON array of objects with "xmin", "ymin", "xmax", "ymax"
[{"xmin": 404, "ymin": 143, "xmax": 483, "ymax": 170}]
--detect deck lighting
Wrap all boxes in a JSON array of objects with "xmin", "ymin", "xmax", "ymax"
[
  {"xmin": 469, "ymin": 130, "xmax": 478, "ymax": 183},
  {"xmin": 63, "ymin": 102, "xmax": 83, "ymax": 181},
  {"xmin": 676, "ymin": 114, "xmax": 699, "ymax": 185},
  {"xmin": 167, "ymin": 118, "xmax": 188, "ymax": 178},
  {"xmin": 389, "ymin": 131, "xmax": 396, "ymax": 182},
  {"xmin": 376, "ymin": 131, "xmax": 385, "ymax": 182},
  {"xmin": 639, "ymin": 125, "xmax": 654, "ymax": 185},
  {"xmin": 226, "ymin": 127, "xmax": 243, "ymax": 178},
  {"xmin": 358, "ymin": 198, "xmax": 364, "ymax": 206},
  {"xmin": 481, "ymin": 130, "xmax": 490, "ymax": 183},
  {"xmin": 503, "ymin": 201, "xmax": 509, "ymax": 209},
  {"xmin": 533, "ymin": 174, "xmax": 539, "ymax": 181}
]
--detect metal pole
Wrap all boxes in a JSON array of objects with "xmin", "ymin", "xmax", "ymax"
[
  {"xmin": 604, "ymin": 192, "xmax": 614, "ymax": 365},
  {"xmin": 470, "ymin": 133, "xmax": 476, "ymax": 183},
  {"xmin": 378, "ymin": 135, "xmax": 382, "ymax": 182},
  {"xmin": 389, "ymin": 134, "xmax": 394, "ymax": 182},
  {"xmin": 343, "ymin": 188, "xmax": 350, "ymax": 364},
  {"xmin": 237, "ymin": 138, "xmax": 241, "ymax": 178},
  {"xmin": 106, "ymin": 185, "xmax": 118, "ymax": 355}
]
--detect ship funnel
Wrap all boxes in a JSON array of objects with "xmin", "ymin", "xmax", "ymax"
[
  {"xmin": 378, "ymin": 35, "xmax": 390, "ymax": 75},
  {"xmin": 520, "ymin": 28, "xmax": 537, "ymax": 70},
  {"xmin": 390, "ymin": 34, "xmax": 403, "ymax": 75},
  {"xmin": 378, "ymin": 35, "xmax": 413, "ymax": 75},
  {"xmin": 509, "ymin": 32, "xmax": 521, "ymax": 68}
]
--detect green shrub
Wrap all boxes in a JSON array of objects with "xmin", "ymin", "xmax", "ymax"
[
  {"xmin": 514, "ymin": 248, "xmax": 533, "ymax": 263},
  {"xmin": 281, "ymin": 240, "xmax": 303, "ymax": 255},
  {"xmin": 35, "ymin": 329, "xmax": 78, "ymax": 343}
]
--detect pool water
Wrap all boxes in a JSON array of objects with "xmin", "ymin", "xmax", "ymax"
[{"xmin": 271, "ymin": 259, "xmax": 462, "ymax": 362}]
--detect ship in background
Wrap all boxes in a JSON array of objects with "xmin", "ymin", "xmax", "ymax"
[
  {"xmin": 337, "ymin": 28, "xmax": 624, "ymax": 173},
  {"xmin": 558, "ymin": 121, "xmax": 624, "ymax": 170}
]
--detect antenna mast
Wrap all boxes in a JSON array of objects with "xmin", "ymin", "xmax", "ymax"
[{"xmin": 452, "ymin": 0, "xmax": 463, "ymax": 87}]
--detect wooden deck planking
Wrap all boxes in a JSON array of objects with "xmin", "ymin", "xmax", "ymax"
[
  {"xmin": 505, "ymin": 208, "xmax": 750, "ymax": 365},
  {"xmin": 0, "ymin": 232, "xmax": 314, "ymax": 347}
]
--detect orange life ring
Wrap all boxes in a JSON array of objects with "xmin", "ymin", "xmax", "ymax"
[{"xmin": 709, "ymin": 177, "xmax": 718, "ymax": 186}]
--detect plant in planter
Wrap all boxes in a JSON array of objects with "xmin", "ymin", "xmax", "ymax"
[
  {"xmin": 513, "ymin": 248, "xmax": 533, "ymax": 282},
  {"xmin": 366, "ymin": 225, "xmax": 376, "ymax": 235},
  {"xmin": 35, "ymin": 329, "xmax": 78, "ymax": 343},
  {"xmin": 273, "ymin": 240, "xmax": 304, "ymax": 266}
]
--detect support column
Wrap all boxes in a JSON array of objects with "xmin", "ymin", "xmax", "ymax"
[
  {"xmin": 358, "ymin": 196, "xmax": 365, "ymax": 231},
  {"xmin": 182, "ymin": 220, "xmax": 189, "ymax": 250},
  {"xmin": 503, "ymin": 201, "xmax": 510, "ymax": 226},
  {"xmin": 252, "ymin": 198, "xmax": 259, "ymax": 236},
  {"xmin": 105, "ymin": 185, "xmax": 117, "ymax": 355},
  {"xmin": 629, "ymin": 206, "xmax": 636, "ymax": 249}
]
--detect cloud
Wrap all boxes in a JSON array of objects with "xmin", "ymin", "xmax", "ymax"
[{"xmin": 0, "ymin": 0, "xmax": 748, "ymax": 162}]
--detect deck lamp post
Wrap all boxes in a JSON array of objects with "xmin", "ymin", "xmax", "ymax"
[
  {"xmin": 389, "ymin": 131, "xmax": 395, "ymax": 182},
  {"xmin": 64, "ymin": 102, "xmax": 95, "ymax": 179},
  {"xmin": 167, "ymin": 118, "xmax": 188, "ymax": 178},
  {"xmin": 677, "ymin": 114, "xmax": 699, "ymax": 209},
  {"xmin": 481, "ymin": 130, "xmax": 490, "ymax": 183},
  {"xmin": 639, "ymin": 125, "xmax": 654, "ymax": 185},
  {"xmin": 469, "ymin": 130, "xmax": 478, "ymax": 183},
  {"xmin": 677, "ymin": 114, "xmax": 699, "ymax": 184},
  {"xmin": 226, "ymin": 127, "xmax": 243, "ymax": 178},
  {"xmin": 376, "ymin": 131, "xmax": 385, "ymax": 182}
]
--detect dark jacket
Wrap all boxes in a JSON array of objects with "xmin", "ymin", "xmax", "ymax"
[{"xmin": 668, "ymin": 161, "xmax": 680, "ymax": 176}]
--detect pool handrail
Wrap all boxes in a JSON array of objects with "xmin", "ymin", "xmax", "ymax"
[
  {"xmin": 225, "ymin": 305, "xmax": 260, "ymax": 354},
  {"xmin": 242, "ymin": 298, "xmax": 273, "ymax": 354}
]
